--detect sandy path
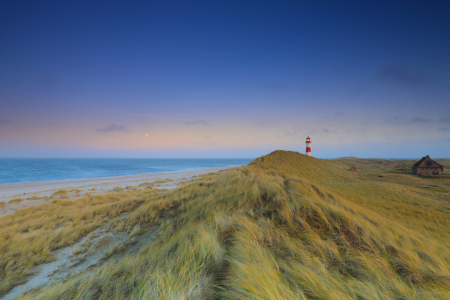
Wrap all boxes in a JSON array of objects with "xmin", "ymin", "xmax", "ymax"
[{"xmin": 0, "ymin": 166, "xmax": 235, "ymax": 218}]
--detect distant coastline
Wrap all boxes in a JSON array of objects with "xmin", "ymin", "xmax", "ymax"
[
  {"xmin": 0, "ymin": 166, "xmax": 236, "ymax": 218},
  {"xmin": 0, "ymin": 158, "xmax": 252, "ymax": 185}
]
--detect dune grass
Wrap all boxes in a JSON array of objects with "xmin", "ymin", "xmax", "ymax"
[
  {"xmin": 8, "ymin": 198, "xmax": 23, "ymax": 204},
  {"xmin": 1, "ymin": 150, "xmax": 450, "ymax": 299},
  {"xmin": 0, "ymin": 189, "xmax": 159, "ymax": 296}
]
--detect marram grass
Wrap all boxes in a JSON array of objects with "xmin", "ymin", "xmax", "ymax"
[{"xmin": 0, "ymin": 150, "xmax": 449, "ymax": 299}]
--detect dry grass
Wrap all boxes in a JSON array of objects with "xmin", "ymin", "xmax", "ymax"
[
  {"xmin": 8, "ymin": 198, "xmax": 23, "ymax": 204},
  {"xmin": 0, "ymin": 188, "xmax": 159, "ymax": 296},
  {"xmin": 1, "ymin": 150, "xmax": 449, "ymax": 299}
]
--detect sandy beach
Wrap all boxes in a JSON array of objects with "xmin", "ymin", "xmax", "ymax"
[{"xmin": 0, "ymin": 166, "xmax": 234, "ymax": 218}]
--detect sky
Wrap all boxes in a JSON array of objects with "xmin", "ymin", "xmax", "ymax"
[{"xmin": 0, "ymin": 0, "xmax": 449, "ymax": 158}]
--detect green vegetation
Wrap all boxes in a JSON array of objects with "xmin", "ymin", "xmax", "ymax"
[{"xmin": 0, "ymin": 151, "xmax": 449, "ymax": 299}]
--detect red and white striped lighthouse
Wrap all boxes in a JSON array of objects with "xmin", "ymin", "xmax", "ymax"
[{"xmin": 305, "ymin": 137, "xmax": 311, "ymax": 156}]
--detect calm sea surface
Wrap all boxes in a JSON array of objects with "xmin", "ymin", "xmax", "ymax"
[{"xmin": 0, "ymin": 158, "xmax": 252, "ymax": 184}]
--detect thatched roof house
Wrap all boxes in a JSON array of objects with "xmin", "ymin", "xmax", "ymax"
[{"xmin": 413, "ymin": 155, "xmax": 443, "ymax": 175}]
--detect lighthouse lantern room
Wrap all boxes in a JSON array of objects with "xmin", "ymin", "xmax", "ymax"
[{"xmin": 305, "ymin": 137, "xmax": 311, "ymax": 156}]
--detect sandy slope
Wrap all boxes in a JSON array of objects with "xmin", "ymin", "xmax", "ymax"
[{"xmin": 0, "ymin": 166, "xmax": 233, "ymax": 218}]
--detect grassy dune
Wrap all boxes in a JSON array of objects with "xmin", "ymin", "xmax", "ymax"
[{"xmin": 1, "ymin": 151, "xmax": 450, "ymax": 299}]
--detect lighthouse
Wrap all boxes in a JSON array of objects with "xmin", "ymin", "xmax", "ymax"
[{"xmin": 305, "ymin": 137, "xmax": 311, "ymax": 156}]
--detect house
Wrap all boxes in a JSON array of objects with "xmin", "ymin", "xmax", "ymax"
[
  {"xmin": 350, "ymin": 166, "xmax": 357, "ymax": 172},
  {"xmin": 412, "ymin": 155, "xmax": 444, "ymax": 175}
]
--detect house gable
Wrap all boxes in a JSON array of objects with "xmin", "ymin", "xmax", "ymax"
[{"xmin": 413, "ymin": 155, "xmax": 444, "ymax": 175}]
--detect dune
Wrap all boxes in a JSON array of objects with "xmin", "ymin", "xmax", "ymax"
[{"xmin": 1, "ymin": 151, "xmax": 450, "ymax": 299}]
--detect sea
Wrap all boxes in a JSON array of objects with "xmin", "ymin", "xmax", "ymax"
[{"xmin": 0, "ymin": 158, "xmax": 253, "ymax": 185}]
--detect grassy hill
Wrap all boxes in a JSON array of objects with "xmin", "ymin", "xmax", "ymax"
[{"xmin": 1, "ymin": 150, "xmax": 450, "ymax": 299}]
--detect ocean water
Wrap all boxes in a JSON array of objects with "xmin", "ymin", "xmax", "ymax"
[{"xmin": 0, "ymin": 158, "xmax": 252, "ymax": 184}]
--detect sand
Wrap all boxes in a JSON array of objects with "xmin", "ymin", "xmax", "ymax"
[{"xmin": 0, "ymin": 166, "xmax": 235, "ymax": 218}]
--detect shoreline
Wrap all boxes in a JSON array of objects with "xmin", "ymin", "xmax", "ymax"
[{"xmin": 0, "ymin": 166, "xmax": 238, "ymax": 218}]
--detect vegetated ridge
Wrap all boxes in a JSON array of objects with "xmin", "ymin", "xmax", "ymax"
[{"xmin": 1, "ymin": 150, "xmax": 450, "ymax": 299}]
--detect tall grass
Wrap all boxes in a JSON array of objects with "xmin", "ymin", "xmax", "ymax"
[
  {"xmin": 0, "ymin": 189, "xmax": 158, "ymax": 296},
  {"xmin": 1, "ymin": 150, "xmax": 449, "ymax": 299}
]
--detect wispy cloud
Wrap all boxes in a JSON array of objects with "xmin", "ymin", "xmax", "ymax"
[
  {"xmin": 286, "ymin": 126, "xmax": 303, "ymax": 137},
  {"xmin": 286, "ymin": 131, "xmax": 299, "ymax": 136},
  {"xmin": 266, "ymin": 83, "xmax": 284, "ymax": 90},
  {"xmin": 96, "ymin": 124, "xmax": 128, "ymax": 133},
  {"xmin": 439, "ymin": 127, "xmax": 449, "ymax": 132},
  {"xmin": 254, "ymin": 120, "xmax": 278, "ymax": 127},
  {"xmin": 384, "ymin": 116, "xmax": 431, "ymax": 125},
  {"xmin": 384, "ymin": 117, "xmax": 404, "ymax": 125},
  {"xmin": 380, "ymin": 64, "xmax": 426, "ymax": 86},
  {"xmin": 183, "ymin": 120, "xmax": 212, "ymax": 126},
  {"xmin": 439, "ymin": 116, "xmax": 450, "ymax": 123},
  {"xmin": 0, "ymin": 119, "xmax": 11, "ymax": 124},
  {"xmin": 410, "ymin": 117, "xmax": 431, "ymax": 123}
]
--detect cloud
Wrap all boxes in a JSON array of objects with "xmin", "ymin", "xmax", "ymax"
[
  {"xmin": 384, "ymin": 117, "xmax": 404, "ymax": 125},
  {"xmin": 380, "ymin": 64, "xmax": 426, "ymax": 86},
  {"xmin": 323, "ymin": 129, "xmax": 330, "ymax": 133},
  {"xmin": 439, "ymin": 127, "xmax": 449, "ymax": 132},
  {"xmin": 439, "ymin": 116, "xmax": 450, "ymax": 123},
  {"xmin": 267, "ymin": 83, "xmax": 284, "ymax": 90},
  {"xmin": 0, "ymin": 119, "xmax": 11, "ymax": 124},
  {"xmin": 96, "ymin": 124, "xmax": 128, "ymax": 133},
  {"xmin": 410, "ymin": 117, "xmax": 431, "ymax": 123},
  {"xmin": 335, "ymin": 112, "xmax": 345, "ymax": 116},
  {"xmin": 286, "ymin": 131, "xmax": 299, "ymax": 136},
  {"xmin": 286, "ymin": 126, "xmax": 304, "ymax": 137},
  {"xmin": 384, "ymin": 116, "xmax": 431, "ymax": 125},
  {"xmin": 183, "ymin": 120, "xmax": 212, "ymax": 126},
  {"xmin": 254, "ymin": 120, "xmax": 279, "ymax": 127},
  {"xmin": 254, "ymin": 121, "xmax": 268, "ymax": 127}
]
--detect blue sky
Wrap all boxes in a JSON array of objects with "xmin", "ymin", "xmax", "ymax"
[{"xmin": 1, "ymin": 1, "xmax": 449, "ymax": 158}]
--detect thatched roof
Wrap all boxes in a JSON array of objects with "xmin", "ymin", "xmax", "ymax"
[{"xmin": 413, "ymin": 155, "xmax": 443, "ymax": 169}]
